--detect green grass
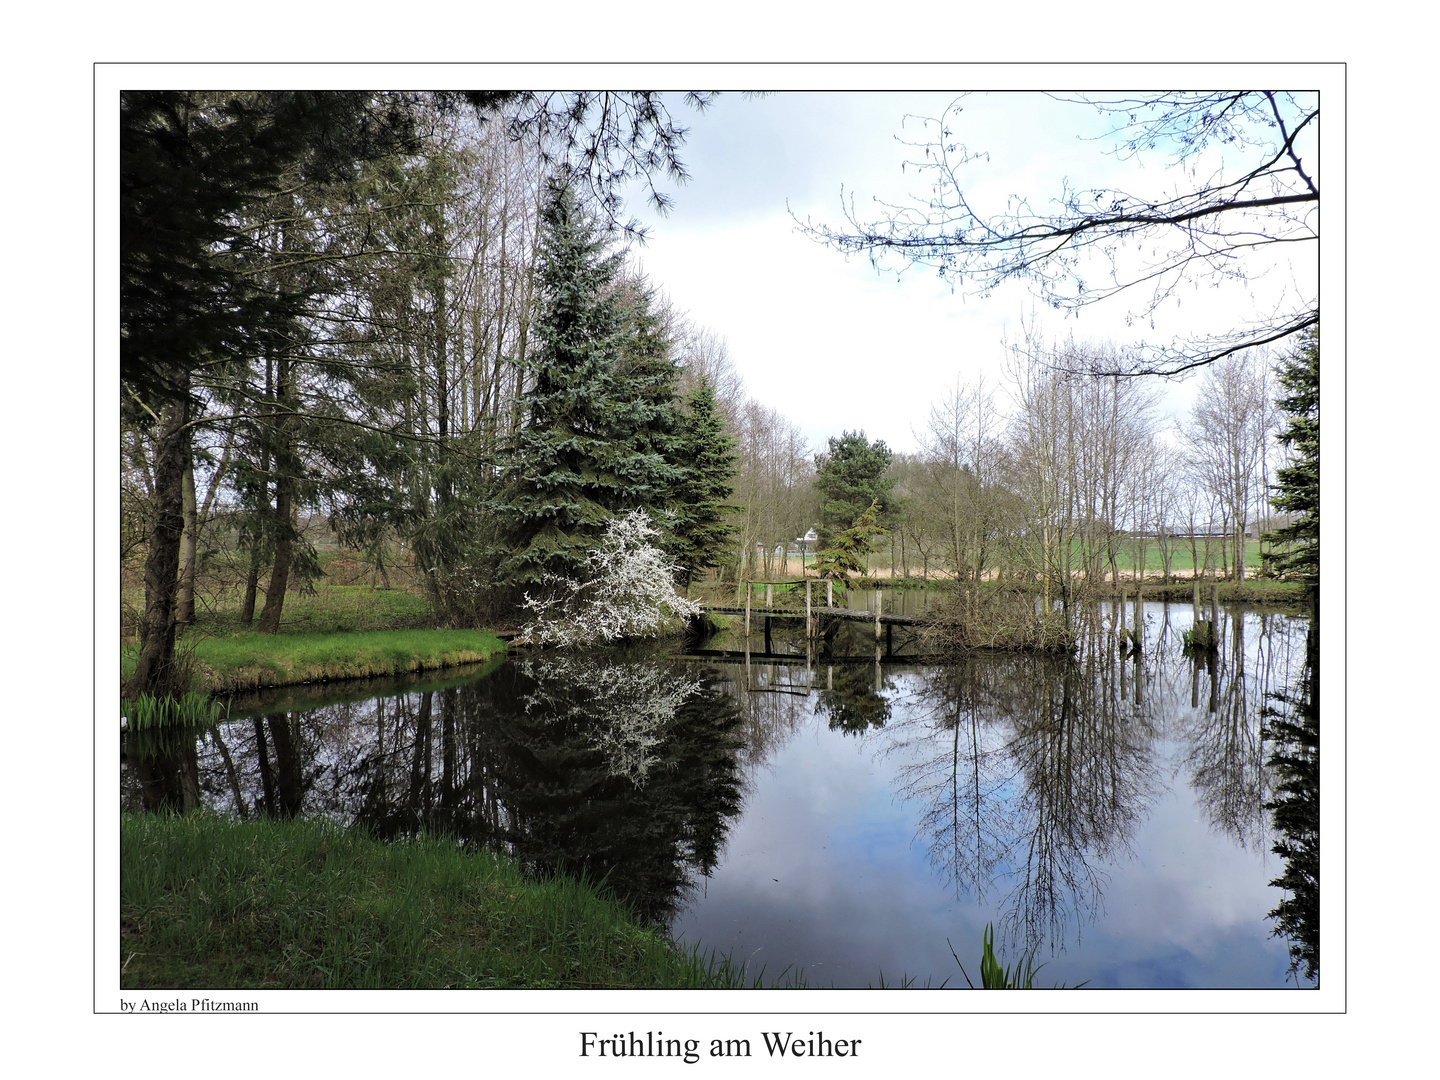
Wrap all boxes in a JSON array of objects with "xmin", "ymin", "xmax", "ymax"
[
  {"xmin": 120, "ymin": 813, "xmax": 752, "ymax": 990},
  {"xmin": 123, "ymin": 629, "xmax": 507, "ymax": 693},
  {"xmin": 1118, "ymin": 538, "xmax": 1270, "ymax": 577},
  {"xmin": 125, "ymin": 583, "xmax": 436, "ymax": 639}
]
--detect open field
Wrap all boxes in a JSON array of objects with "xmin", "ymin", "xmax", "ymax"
[{"xmin": 758, "ymin": 538, "xmax": 1281, "ymax": 583}]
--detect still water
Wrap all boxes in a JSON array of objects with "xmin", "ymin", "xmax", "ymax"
[{"xmin": 122, "ymin": 601, "xmax": 1316, "ymax": 989}]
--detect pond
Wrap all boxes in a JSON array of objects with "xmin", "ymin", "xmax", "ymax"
[{"xmin": 122, "ymin": 600, "xmax": 1317, "ymax": 990}]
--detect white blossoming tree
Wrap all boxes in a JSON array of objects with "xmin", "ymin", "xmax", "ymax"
[{"xmin": 518, "ymin": 510, "xmax": 702, "ymax": 647}]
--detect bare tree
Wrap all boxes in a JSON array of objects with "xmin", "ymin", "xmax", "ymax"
[
  {"xmin": 730, "ymin": 401, "xmax": 815, "ymax": 584},
  {"xmin": 1183, "ymin": 352, "xmax": 1275, "ymax": 582},
  {"xmin": 916, "ymin": 375, "xmax": 1005, "ymax": 582},
  {"xmin": 800, "ymin": 92, "xmax": 1318, "ymax": 376}
]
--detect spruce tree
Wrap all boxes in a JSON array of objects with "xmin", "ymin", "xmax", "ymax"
[
  {"xmin": 1267, "ymin": 329, "xmax": 1319, "ymax": 589},
  {"xmin": 668, "ymin": 377, "xmax": 739, "ymax": 588},
  {"xmin": 609, "ymin": 276, "xmax": 686, "ymax": 532},
  {"xmin": 495, "ymin": 183, "xmax": 680, "ymax": 588}
]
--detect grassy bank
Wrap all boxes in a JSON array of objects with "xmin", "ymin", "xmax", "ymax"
[
  {"xmin": 121, "ymin": 813, "xmax": 734, "ymax": 990},
  {"xmin": 122, "ymin": 629, "xmax": 507, "ymax": 694}
]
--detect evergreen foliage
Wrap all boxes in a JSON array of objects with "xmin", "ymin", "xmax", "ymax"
[
  {"xmin": 811, "ymin": 498, "xmax": 888, "ymax": 581},
  {"xmin": 1262, "ymin": 661, "xmax": 1320, "ymax": 984},
  {"xmin": 668, "ymin": 377, "xmax": 740, "ymax": 587},
  {"xmin": 1266, "ymin": 329, "xmax": 1319, "ymax": 588},
  {"xmin": 610, "ymin": 277, "xmax": 687, "ymax": 535},
  {"xmin": 494, "ymin": 182, "xmax": 680, "ymax": 587},
  {"xmin": 813, "ymin": 430, "xmax": 895, "ymax": 545}
]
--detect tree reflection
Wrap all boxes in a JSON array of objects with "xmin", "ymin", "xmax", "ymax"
[
  {"xmin": 889, "ymin": 663, "xmax": 1022, "ymax": 904},
  {"xmin": 485, "ymin": 656, "xmax": 745, "ymax": 922},
  {"xmin": 1000, "ymin": 634, "xmax": 1159, "ymax": 949},
  {"xmin": 1262, "ymin": 623, "xmax": 1319, "ymax": 984},
  {"xmin": 119, "ymin": 605, "xmax": 1314, "ymax": 974},
  {"xmin": 122, "ymin": 721, "xmax": 202, "ymax": 812},
  {"xmin": 815, "ymin": 662, "xmax": 892, "ymax": 734},
  {"xmin": 123, "ymin": 655, "xmax": 747, "ymax": 926}
]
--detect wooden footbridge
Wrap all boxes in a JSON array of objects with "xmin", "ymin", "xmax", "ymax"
[{"xmin": 702, "ymin": 579, "xmax": 921, "ymax": 650}]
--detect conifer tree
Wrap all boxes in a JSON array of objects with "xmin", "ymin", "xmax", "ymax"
[
  {"xmin": 813, "ymin": 430, "xmax": 895, "ymax": 546},
  {"xmin": 668, "ymin": 377, "xmax": 739, "ymax": 588},
  {"xmin": 1266, "ymin": 329, "xmax": 1319, "ymax": 590},
  {"xmin": 495, "ymin": 182, "xmax": 680, "ymax": 588},
  {"xmin": 610, "ymin": 276, "xmax": 686, "ymax": 532},
  {"xmin": 812, "ymin": 498, "xmax": 888, "ymax": 581}
]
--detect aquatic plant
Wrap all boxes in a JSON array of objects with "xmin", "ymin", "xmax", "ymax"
[
  {"xmin": 120, "ymin": 690, "xmax": 226, "ymax": 731},
  {"xmin": 948, "ymin": 924, "xmax": 1081, "ymax": 989}
]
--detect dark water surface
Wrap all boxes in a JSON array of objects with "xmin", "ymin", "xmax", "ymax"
[{"xmin": 122, "ymin": 601, "xmax": 1316, "ymax": 989}]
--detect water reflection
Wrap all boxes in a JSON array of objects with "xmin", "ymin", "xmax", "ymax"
[
  {"xmin": 1262, "ymin": 621, "xmax": 1319, "ymax": 984},
  {"xmin": 122, "ymin": 653, "xmax": 746, "ymax": 924},
  {"xmin": 122, "ymin": 602, "xmax": 1316, "ymax": 987},
  {"xmin": 889, "ymin": 627, "xmax": 1162, "ymax": 951}
]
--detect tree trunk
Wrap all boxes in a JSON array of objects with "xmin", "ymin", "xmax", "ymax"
[
  {"xmin": 177, "ymin": 456, "xmax": 198, "ymax": 627},
  {"xmin": 256, "ymin": 466, "xmax": 294, "ymax": 634},
  {"xmin": 241, "ymin": 356, "xmax": 274, "ymax": 625},
  {"xmin": 257, "ymin": 355, "xmax": 295, "ymax": 634},
  {"xmin": 125, "ymin": 397, "xmax": 189, "ymax": 698},
  {"xmin": 240, "ymin": 538, "xmax": 263, "ymax": 624}
]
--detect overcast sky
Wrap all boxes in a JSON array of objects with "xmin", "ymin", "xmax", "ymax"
[{"xmin": 615, "ymin": 89, "xmax": 1318, "ymax": 456}]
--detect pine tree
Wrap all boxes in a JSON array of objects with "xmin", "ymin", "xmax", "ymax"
[
  {"xmin": 668, "ymin": 377, "xmax": 739, "ymax": 588},
  {"xmin": 813, "ymin": 430, "xmax": 895, "ymax": 546},
  {"xmin": 812, "ymin": 498, "xmax": 888, "ymax": 581}
]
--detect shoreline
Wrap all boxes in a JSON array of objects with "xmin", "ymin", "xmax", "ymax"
[{"xmin": 122, "ymin": 628, "xmax": 510, "ymax": 696}]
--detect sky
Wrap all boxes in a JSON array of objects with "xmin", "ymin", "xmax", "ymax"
[{"xmin": 612, "ymin": 89, "xmax": 1319, "ymax": 456}]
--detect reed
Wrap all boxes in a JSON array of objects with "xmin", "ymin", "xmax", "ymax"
[{"xmin": 120, "ymin": 690, "xmax": 226, "ymax": 731}]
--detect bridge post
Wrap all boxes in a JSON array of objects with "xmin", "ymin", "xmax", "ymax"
[
  {"xmin": 806, "ymin": 580, "xmax": 813, "ymax": 639},
  {"xmin": 745, "ymin": 588, "xmax": 751, "ymax": 638}
]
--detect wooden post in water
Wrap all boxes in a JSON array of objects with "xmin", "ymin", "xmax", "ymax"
[
  {"xmin": 806, "ymin": 580, "xmax": 813, "ymax": 639},
  {"xmin": 1133, "ymin": 585, "xmax": 1143, "ymax": 652},
  {"xmin": 745, "ymin": 587, "xmax": 751, "ymax": 638},
  {"xmin": 766, "ymin": 582, "xmax": 773, "ymax": 608},
  {"xmin": 827, "ymin": 580, "xmax": 834, "ymax": 608},
  {"xmin": 1120, "ymin": 587, "xmax": 1128, "ymax": 645},
  {"xmin": 1210, "ymin": 581, "xmax": 1220, "ymax": 650},
  {"xmin": 875, "ymin": 589, "xmax": 882, "ymax": 642}
]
